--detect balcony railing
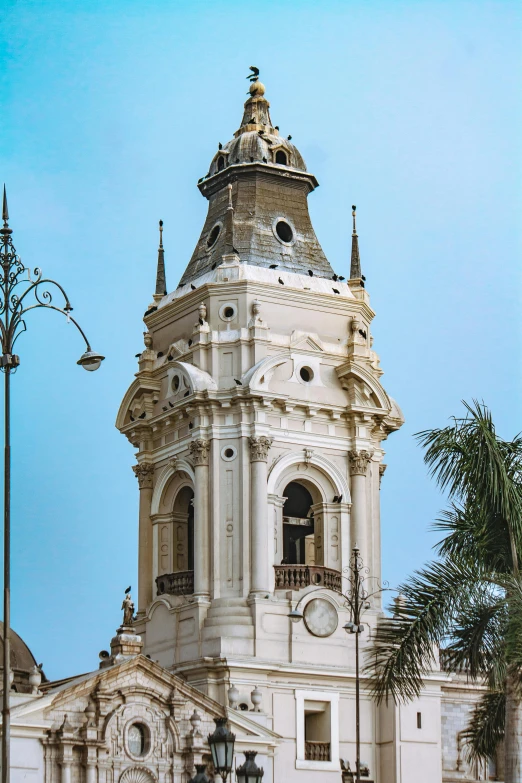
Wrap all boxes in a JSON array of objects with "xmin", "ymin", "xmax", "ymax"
[
  {"xmin": 156, "ymin": 570, "xmax": 194, "ymax": 596},
  {"xmin": 274, "ymin": 564, "xmax": 342, "ymax": 592},
  {"xmin": 305, "ymin": 741, "xmax": 331, "ymax": 761}
]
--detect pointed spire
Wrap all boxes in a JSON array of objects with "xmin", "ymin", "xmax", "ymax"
[
  {"xmin": 223, "ymin": 184, "xmax": 237, "ymax": 257},
  {"xmin": 154, "ymin": 220, "xmax": 167, "ymax": 298},
  {"xmin": 2, "ymin": 185, "xmax": 8, "ymax": 224},
  {"xmin": 349, "ymin": 204, "xmax": 361, "ymax": 280}
]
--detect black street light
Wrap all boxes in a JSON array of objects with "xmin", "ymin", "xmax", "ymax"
[
  {"xmin": 207, "ymin": 717, "xmax": 236, "ymax": 782},
  {"xmin": 288, "ymin": 545, "xmax": 387, "ymax": 783},
  {"xmin": 0, "ymin": 187, "xmax": 104, "ymax": 783},
  {"xmin": 235, "ymin": 750, "xmax": 264, "ymax": 783},
  {"xmin": 188, "ymin": 765, "xmax": 210, "ymax": 783}
]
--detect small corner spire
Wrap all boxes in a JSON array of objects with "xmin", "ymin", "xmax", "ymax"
[
  {"xmin": 349, "ymin": 204, "xmax": 362, "ymax": 280},
  {"xmin": 154, "ymin": 219, "xmax": 167, "ymax": 298}
]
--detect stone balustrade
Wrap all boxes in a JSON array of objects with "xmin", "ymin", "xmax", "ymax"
[
  {"xmin": 274, "ymin": 564, "xmax": 342, "ymax": 592},
  {"xmin": 156, "ymin": 570, "xmax": 194, "ymax": 596},
  {"xmin": 305, "ymin": 741, "xmax": 331, "ymax": 761}
]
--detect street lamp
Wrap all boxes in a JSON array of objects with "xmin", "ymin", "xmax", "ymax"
[
  {"xmin": 235, "ymin": 750, "xmax": 264, "ymax": 783},
  {"xmin": 207, "ymin": 717, "xmax": 235, "ymax": 782},
  {"xmin": 188, "ymin": 765, "xmax": 210, "ymax": 783},
  {"xmin": 288, "ymin": 545, "xmax": 387, "ymax": 783},
  {"xmin": 0, "ymin": 186, "xmax": 103, "ymax": 783}
]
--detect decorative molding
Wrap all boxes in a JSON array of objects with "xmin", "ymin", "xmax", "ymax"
[
  {"xmin": 379, "ymin": 463, "xmax": 387, "ymax": 487},
  {"xmin": 249, "ymin": 436, "xmax": 273, "ymax": 462},
  {"xmin": 348, "ymin": 450, "xmax": 373, "ymax": 477},
  {"xmin": 304, "ymin": 448, "xmax": 314, "ymax": 465},
  {"xmin": 132, "ymin": 463, "xmax": 155, "ymax": 490},
  {"xmin": 189, "ymin": 439, "xmax": 210, "ymax": 467}
]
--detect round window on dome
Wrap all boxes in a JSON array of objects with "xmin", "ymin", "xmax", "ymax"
[
  {"xmin": 207, "ymin": 225, "xmax": 221, "ymax": 248},
  {"xmin": 276, "ymin": 220, "xmax": 293, "ymax": 243}
]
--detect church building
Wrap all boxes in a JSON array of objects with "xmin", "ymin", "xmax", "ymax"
[{"xmin": 4, "ymin": 72, "xmax": 490, "ymax": 783}]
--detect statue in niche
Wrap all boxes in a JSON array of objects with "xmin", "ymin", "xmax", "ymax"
[{"xmin": 121, "ymin": 589, "xmax": 135, "ymax": 626}]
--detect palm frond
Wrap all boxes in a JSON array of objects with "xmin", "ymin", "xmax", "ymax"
[
  {"xmin": 461, "ymin": 690, "xmax": 505, "ymax": 764},
  {"xmin": 366, "ymin": 557, "xmax": 484, "ymax": 704},
  {"xmin": 443, "ymin": 588, "xmax": 506, "ymax": 685},
  {"xmin": 434, "ymin": 502, "xmax": 511, "ymax": 573},
  {"xmin": 416, "ymin": 400, "xmax": 522, "ymax": 572}
]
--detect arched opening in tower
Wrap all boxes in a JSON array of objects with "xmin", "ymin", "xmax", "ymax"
[
  {"xmin": 172, "ymin": 486, "xmax": 195, "ymax": 573},
  {"xmin": 282, "ymin": 481, "xmax": 315, "ymax": 565},
  {"xmin": 275, "ymin": 149, "xmax": 288, "ymax": 166}
]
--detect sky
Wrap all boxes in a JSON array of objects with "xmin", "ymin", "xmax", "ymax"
[{"xmin": 0, "ymin": 0, "xmax": 521, "ymax": 680}]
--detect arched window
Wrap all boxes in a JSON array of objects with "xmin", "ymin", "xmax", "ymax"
[
  {"xmin": 282, "ymin": 482, "xmax": 314, "ymax": 564},
  {"xmin": 217, "ymin": 155, "xmax": 225, "ymax": 171},
  {"xmin": 172, "ymin": 486, "xmax": 194, "ymax": 573},
  {"xmin": 275, "ymin": 150, "xmax": 288, "ymax": 166}
]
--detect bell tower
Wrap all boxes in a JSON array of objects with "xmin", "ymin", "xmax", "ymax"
[{"xmin": 117, "ymin": 72, "xmax": 404, "ymax": 779}]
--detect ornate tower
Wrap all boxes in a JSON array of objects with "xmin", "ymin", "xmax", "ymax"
[{"xmin": 117, "ymin": 73, "xmax": 404, "ymax": 780}]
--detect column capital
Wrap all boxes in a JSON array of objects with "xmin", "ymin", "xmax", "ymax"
[
  {"xmin": 379, "ymin": 463, "xmax": 387, "ymax": 487},
  {"xmin": 348, "ymin": 449, "xmax": 373, "ymax": 476},
  {"xmin": 249, "ymin": 436, "xmax": 273, "ymax": 462},
  {"xmin": 132, "ymin": 462, "xmax": 154, "ymax": 489},
  {"xmin": 189, "ymin": 438, "xmax": 210, "ymax": 466}
]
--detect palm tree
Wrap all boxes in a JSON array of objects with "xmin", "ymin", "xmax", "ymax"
[{"xmin": 367, "ymin": 401, "xmax": 522, "ymax": 782}]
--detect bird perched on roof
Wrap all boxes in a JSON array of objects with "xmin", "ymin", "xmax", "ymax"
[
  {"xmin": 138, "ymin": 412, "xmax": 146, "ymax": 419},
  {"xmin": 278, "ymin": 277, "xmax": 285, "ymax": 285},
  {"xmin": 339, "ymin": 275, "xmax": 345, "ymax": 281},
  {"xmin": 250, "ymin": 117, "xmax": 256, "ymax": 124},
  {"xmin": 191, "ymin": 284, "xmax": 196, "ymax": 290},
  {"xmin": 135, "ymin": 353, "xmax": 141, "ymax": 358},
  {"xmin": 362, "ymin": 274, "xmax": 366, "ymax": 281},
  {"xmin": 169, "ymin": 401, "xmax": 174, "ymax": 408},
  {"xmin": 234, "ymin": 379, "xmax": 242, "ymax": 386},
  {"xmin": 129, "ymin": 414, "xmax": 135, "ymax": 422},
  {"xmin": 275, "ymin": 125, "xmax": 279, "ymax": 130},
  {"xmin": 308, "ymin": 270, "xmax": 313, "ymax": 277},
  {"xmin": 211, "ymin": 262, "xmax": 216, "ymax": 270},
  {"xmin": 332, "ymin": 288, "xmax": 340, "ymax": 294},
  {"xmin": 269, "ymin": 264, "xmax": 278, "ymax": 269},
  {"xmin": 262, "ymin": 157, "xmax": 268, "ymax": 163},
  {"xmin": 218, "ymin": 142, "xmax": 223, "ymax": 150},
  {"xmin": 125, "ymin": 586, "xmax": 132, "ymax": 594},
  {"xmin": 332, "ymin": 273, "xmax": 338, "ymax": 281},
  {"xmin": 162, "ymin": 406, "xmax": 168, "ymax": 412},
  {"xmin": 288, "ymin": 135, "xmax": 292, "ymax": 140}
]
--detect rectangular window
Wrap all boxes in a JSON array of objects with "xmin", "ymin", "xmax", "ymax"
[
  {"xmin": 295, "ymin": 690, "xmax": 339, "ymax": 771},
  {"xmin": 305, "ymin": 701, "xmax": 331, "ymax": 761}
]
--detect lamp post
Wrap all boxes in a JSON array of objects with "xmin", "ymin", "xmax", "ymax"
[
  {"xmin": 207, "ymin": 717, "xmax": 236, "ymax": 782},
  {"xmin": 289, "ymin": 545, "xmax": 386, "ymax": 783},
  {"xmin": 235, "ymin": 750, "xmax": 264, "ymax": 783},
  {"xmin": 0, "ymin": 187, "xmax": 104, "ymax": 783}
]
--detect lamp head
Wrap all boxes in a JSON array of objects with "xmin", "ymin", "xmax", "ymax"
[
  {"xmin": 288, "ymin": 609, "xmax": 304, "ymax": 624},
  {"xmin": 77, "ymin": 349, "xmax": 105, "ymax": 372}
]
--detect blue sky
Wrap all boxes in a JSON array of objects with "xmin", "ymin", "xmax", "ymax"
[{"xmin": 1, "ymin": 0, "xmax": 521, "ymax": 679}]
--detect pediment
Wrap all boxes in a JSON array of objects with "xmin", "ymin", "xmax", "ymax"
[{"xmin": 290, "ymin": 331, "xmax": 324, "ymax": 353}]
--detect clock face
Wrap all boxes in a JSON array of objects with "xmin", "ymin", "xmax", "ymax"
[{"xmin": 303, "ymin": 598, "xmax": 338, "ymax": 637}]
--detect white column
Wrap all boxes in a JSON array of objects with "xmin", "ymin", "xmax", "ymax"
[
  {"xmin": 190, "ymin": 439, "xmax": 211, "ymax": 596},
  {"xmin": 249, "ymin": 436, "xmax": 273, "ymax": 593},
  {"xmin": 348, "ymin": 450, "xmax": 372, "ymax": 565},
  {"xmin": 132, "ymin": 463, "xmax": 155, "ymax": 614}
]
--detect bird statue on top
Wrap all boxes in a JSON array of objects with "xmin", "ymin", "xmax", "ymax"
[{"xmin": 247, "ymin": 65, "xmax": 260, "ymax": 82}]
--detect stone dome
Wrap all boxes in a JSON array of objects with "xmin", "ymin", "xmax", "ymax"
[
  {"xmin": 207, "ymin": 78, "xmax": 307, "ymax": 177},
  {"xmin": 0, "ymin": 621, "xmax": 45, "ymax": 692}
]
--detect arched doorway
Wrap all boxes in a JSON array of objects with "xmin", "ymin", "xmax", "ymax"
[{"xmin": 282, "ymin": 482, "xmax": 315, "ymax": 564}]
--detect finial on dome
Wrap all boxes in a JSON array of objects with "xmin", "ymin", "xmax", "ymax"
[
  {"xmin": 352, "ymin": 205, "xmax": 357, "ymax": 234},
  {"xmin": 159, "ymin": 219, "xmax": 164, "ymax": 248},
  {"xmin": 246, "ymin": 65, "xmax": 265, "ymax": 97},
  {"xmin": 223, "ymin": 184, "xmax": 237, "ymax": 257}
]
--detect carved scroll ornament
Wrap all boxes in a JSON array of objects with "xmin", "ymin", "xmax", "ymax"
[
  {"xmin": 249, "ymin": 436, "xmax": 273, "ymax": 463},
  {"xmin": 189, "ymin": 439, "xmax": 210, "ymax": 466},
  {"xmin": 132, "ymin": 462, "xmax": 155, "ymax": 489},
  {"xmin": 348, "ymin": 449, "xmax": 373, "ymax": 476}
]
